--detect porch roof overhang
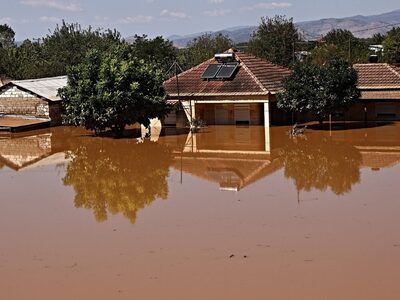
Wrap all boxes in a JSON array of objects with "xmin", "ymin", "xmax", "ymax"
[{"xmin": 359, "ymin": 88, "xmax": 400, "ymax": 100}]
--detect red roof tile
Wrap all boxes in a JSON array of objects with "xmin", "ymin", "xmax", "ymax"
[
  {"xmin": 164, "ymin": 51, "xmax": 291, "ymax": 98},
  {"xmin": 354, "ymin": 63, "xmax": 400, "ymax": 89}
]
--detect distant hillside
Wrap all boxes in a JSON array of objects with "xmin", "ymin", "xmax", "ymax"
[
  {"xmin": 164, "ymin": 9, "xmax": 400, "ymax": 47},
  {"xmin": 298, "ymin": 9, "xmax": 400, "ymax": 39}
]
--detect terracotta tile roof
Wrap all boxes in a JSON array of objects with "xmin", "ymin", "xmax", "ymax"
[
  {"xmin": 354, "ymin": 63, "xmax": 400, "ymax": 89},
  {"xmin": 164, "ymin": 51, "xmax": 291, "ymax": 98}
]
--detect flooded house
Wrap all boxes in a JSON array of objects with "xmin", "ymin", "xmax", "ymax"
[
  {"xmin": 352, "ymin": 63, "xmax": 400, "ymax": 121},
  {"xmin": 163, "ymin": 49, "xmax": 291, "ymax": 127},
  {"xmin": 0, "ymin": 76, "xmax": 67, "ymax": 131}
]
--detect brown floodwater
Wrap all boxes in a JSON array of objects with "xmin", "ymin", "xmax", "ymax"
[{"xmin": 1, "ymin": 123, "xmax": 400, "ymax": 300}]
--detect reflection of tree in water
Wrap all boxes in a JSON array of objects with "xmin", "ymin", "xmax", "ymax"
[
  {"xmin": 63, "ymin": 138, "xmax": 173, "ymax": 223},
  {"xmin": 280, "ymin": 136, "xmax": 362, "ymax": 195}
]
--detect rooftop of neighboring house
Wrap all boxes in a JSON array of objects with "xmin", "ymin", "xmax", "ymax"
[
  {"xmin": 164, "ymin": 50, "xmax": 291, "ymax": 99},
  {"xmin": 354, "ymin": 63, "xmax": 400, "ymax": 100},
  {"xmin": 354, "ymin": 63, "xmax": 400, "ymax": 89},
  {"xmin": 0, "ymin": 76, "xmax": 67, "ymax": 101}
]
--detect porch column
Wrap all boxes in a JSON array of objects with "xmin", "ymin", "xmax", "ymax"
[
  {"xmin": 263, "ymin": 101, "xmax": 270, "ymax": 127},
  {"xmin": 181, "ymin": 100, "xmax": 195, "ymax": 123},
  {"xmin": 264, "ymin": 101, "xmax": 271, "ymax": 153}
]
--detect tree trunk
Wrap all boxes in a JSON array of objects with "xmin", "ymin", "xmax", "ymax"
[{"xmin": 112, "ymin": 124, "xmax": 125, "ymax": 138}]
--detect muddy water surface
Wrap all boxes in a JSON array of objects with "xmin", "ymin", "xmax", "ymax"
[{"xmin": 1, "ymin": 124, "xmax": 400, "ymax": 300}]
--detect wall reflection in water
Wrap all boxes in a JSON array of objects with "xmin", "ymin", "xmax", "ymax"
[{"xmin": 2, "ymin": 124, "xmax": 400, "ymax": 223}]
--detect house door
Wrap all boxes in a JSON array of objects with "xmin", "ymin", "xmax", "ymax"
[
  {"xmin": 215, "ymin": 104, "xmax": 230, "ymax": 125},
  {"xmin": 234, "ymin": 104, "xmax": 250, "ymax": 125},
  {"xmin": 376, "ymin": 103, "xmax": 397, "ymax": 119}
]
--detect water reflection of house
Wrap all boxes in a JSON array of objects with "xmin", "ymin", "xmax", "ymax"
[
  {"xmin": 169, "ymin": 125, "xmax": 400, "ymax": 192},
  {"xmin": 0, "ymin": 131, "xmax": 68, "ymax": 171},
  {"xmin": 164, "ymin": 49, "xmax": 291, "ymax": 128},
  {"xmin": 172, "ymin": 126, "xmax": 281, "ymax": 191}
]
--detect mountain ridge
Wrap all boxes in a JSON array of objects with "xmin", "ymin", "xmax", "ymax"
[{"xmin": 163, "ymin": 9, "xmax": 400, "ymax": 47}]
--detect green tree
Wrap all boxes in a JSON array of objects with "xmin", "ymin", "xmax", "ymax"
[
  {"xmin": 130, "ymin": 35, "xmax": 177, "ymax": 75},
  {"xmin": 383, "ymin": 27, "xmax": 400, "ymax": 63},
  {"xmin": 178, "ymin": 33, "xmax": 233, "ymax": 71},
  {"xmin": 59, "ymin": 44, "xmax": 170, "ymax": 136},
  {"xmin": 41, "ymin": 21, "xmax": 122, "ymax": 77},
  {"xmin": 63, "ymin": 138, "xmax": 173, "ymax": 223},
  {"xmin": 248, "ymin": 15, "xmax": 300, "ymax": 67},
  {"xmin": 311, "ymin": 29, "xmax": 369, "ymax": 64},
  {"xmin": 0, "ymin": 24, "xmax": 15, "ymax": 48},
  {"xmin": 277, "ymin": 58, "xmax": 359, "ymax": 124}
]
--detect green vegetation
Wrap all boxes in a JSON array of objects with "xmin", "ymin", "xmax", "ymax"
[
  {"xmin": 248, "ymin": 15, "xmax": 300, "ymax": 67},
  {"xmin": 130, "ymin": 34, "xmax": 178, "ymax": 75},
  {"xmin": 383, "ymin": 27, "xmax": 400, "ymax": 63},
  {"xmin": 59, "ymin": 44, "xmax": 170, "ymax": 137},
  {"xmin": 277, "ymin": 58, "xmax": 359, "ymax": 124},
  {"xmin": 178, "ymin": 33, "xmax": 233, "ymax": 71}
]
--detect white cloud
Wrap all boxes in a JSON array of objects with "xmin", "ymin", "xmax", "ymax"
[
  {"xmin": 20, "ymin": 0, "xmax": 83, "ymax": 12},
  {"xmin": 243, "ymin": 2, "xmax": 292, "ymax": 11},
  {"xmin": 208, "ymin": 0, "xmax": 225, "ymax": 3},
  {"xmin": 204, "ymin": 9, "xmax": 231, "ymax": 17},
  {"xmin": 0, "ymin": 17, "xmax": 30, "ymax": 24},
  {"xmin": 118, "ymin": 15, "xmax": 154, "ymax": 24},
  {"xmin": 0, "ymin": 17, "xmax": 13, "ymax": 24},
  {"xmin": 160, "ymin": 9, "xmax": 189, "ymax": 19},
  {"xmin": 39, "ymin": 16, "xmax": 62, "ymax": 23}
]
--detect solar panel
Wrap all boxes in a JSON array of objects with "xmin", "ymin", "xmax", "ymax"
[
  {"xmin": 215, "ymin": 63, "xmax": 239, "ymax": 79},
  {"xmin": 201, "ymin": 64, "xmax": 222, "ymax": 79}
]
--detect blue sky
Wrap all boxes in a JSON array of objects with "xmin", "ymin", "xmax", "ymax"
[{"xmin": 1, "ymin": 0, "xmax": 399, "ymax": 40}]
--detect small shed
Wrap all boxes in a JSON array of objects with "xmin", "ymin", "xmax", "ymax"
[{"xmin": 0, "ymin": 76, "xmax": 67, "ymax": 127}]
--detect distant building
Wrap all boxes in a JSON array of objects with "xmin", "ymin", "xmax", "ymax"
[
  {"xmin": 0, "ymin": 76, "xmax": 67, "ymax": 128},
  {"xmin": 164, "ymin": 50, "xmax": 291, "ymax": 127}
]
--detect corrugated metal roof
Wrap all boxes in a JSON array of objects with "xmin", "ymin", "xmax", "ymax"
[{"xmin": 10, "ymin": 76, "xmax": 67, "ymax": 101}]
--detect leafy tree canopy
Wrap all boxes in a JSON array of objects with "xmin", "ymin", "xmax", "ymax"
[
  {"xmin": 311, "ymin": 29, "xmax": 370, "ymax": 64},
  {"xmin": 383, "ymin": 27, "xmax": 400, "ymax": 63},
  {"xmin": 130, "ymin": 34, "xmax": 177, "ymax": 76},
  {"xmin": 248, "ymin": 15, "xmax": 301, "ymax": 67},
  {"xmin": 178, "ymin": 33, "xmax": 233, "ymax": 71},
  {"xmin": 59, "ymin": 44, "xmax": 170, "ymax": 136},
  {"xmin": 277, "ymin": 58, "xmax": 359, "ymax": 123},
  {"xmin": 0, "ymin": 24, "xmax": 15, "ymax": 48}
]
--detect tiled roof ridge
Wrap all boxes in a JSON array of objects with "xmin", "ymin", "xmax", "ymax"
[
  {"xmin": 236, "ymin": 53, "xmax": 270, "ymax": 94},
  {"xmin": 386, "ymin": 64, "xmax": 400, "ymax": 80}
]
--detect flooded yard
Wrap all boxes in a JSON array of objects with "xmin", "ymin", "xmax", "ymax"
[{"xmin": 1, "ymin": 123, "xmax": 400, "ymax": 300}]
